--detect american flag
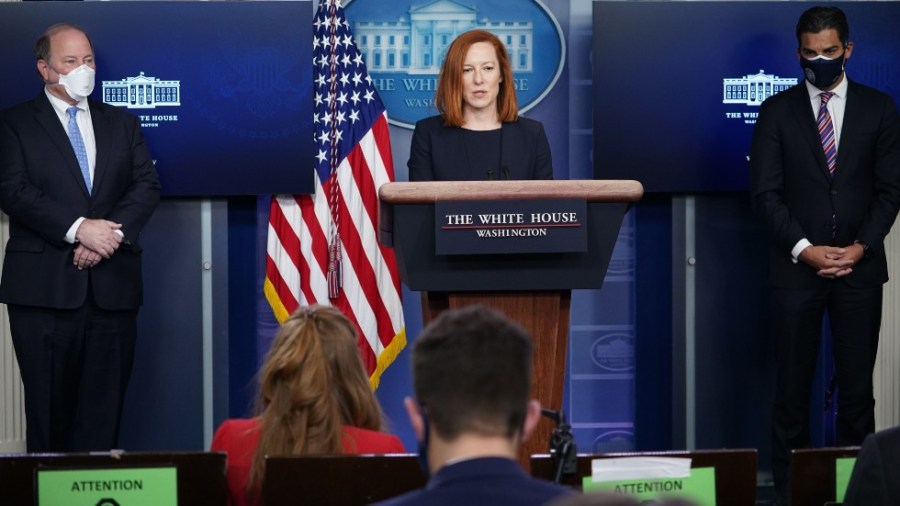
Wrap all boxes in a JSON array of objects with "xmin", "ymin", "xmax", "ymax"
[{"xmin": 264, "ymin": 0, "xmax": 405, "ymax": 388}]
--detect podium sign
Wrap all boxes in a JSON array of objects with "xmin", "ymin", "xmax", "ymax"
[
  {"xmin": 380, "ymin": 181, "xmax": 640, "ymax": 292},
  {"xmin": 435, "ymin": 199, "xmax": 587, "ymax": 255}
]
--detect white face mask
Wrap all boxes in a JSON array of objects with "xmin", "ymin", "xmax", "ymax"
[{"xmin": 53, "ymin": 64, "xmax": 96, "ymax": 102}]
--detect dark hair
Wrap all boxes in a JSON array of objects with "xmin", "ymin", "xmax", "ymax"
[
  {"xmin": 796, "ymin": 6, "xmax": 849, "ymax": 46},
  {"xmin": 411, "ymin": 305, "xmax": 533, "ymax": 440},
  {"xmin": 435, "ymin": 29, "xmax": 518, "ymax": 127},
  {"xmin": 34, "ymin": 23, "xmax": 94, "ymax": 63}
]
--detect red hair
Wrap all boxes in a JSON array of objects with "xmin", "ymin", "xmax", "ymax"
[
  {"xmin": 435, "ymin": 29, "xmax": 518, "ymax": 127},
  {"xmin": 248, "ymin": 305, "xmax": 386, "ymax": 499}
]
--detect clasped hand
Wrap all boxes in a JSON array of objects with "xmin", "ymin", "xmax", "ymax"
[
  {"xmin": 73, "ymin": 219, "xmax": 123, "ymax": 269},
  {"xmin": 799, "ymin": 244, "xmax": 865, "ymax": 279}
]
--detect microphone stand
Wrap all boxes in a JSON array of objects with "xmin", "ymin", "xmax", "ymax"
[{"xmin": 541, "ymin": 408, "xmax": 577, "ymax": 484}]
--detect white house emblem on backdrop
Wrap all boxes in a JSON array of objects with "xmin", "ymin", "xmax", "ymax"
[
  {"xmin": 723, "ymin": 70, "xmax": 797, "ymax": 106},
  {"xmin": 590, "ymin": 333, "xmax": 635, "ymax": 373},
  {"xmin": 345, "ymin": 0, "xmax": 565, "ymax": 129},
  {"xmin": 102, "ymin": 71, "xmax": 181, "ymax": 109},
  {"xmin": 354, "ymin": 0, "xmax": 534, "ymax": 75}
]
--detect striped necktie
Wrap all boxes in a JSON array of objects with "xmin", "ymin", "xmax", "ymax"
[
  {"xmin": 817, "ymin": 92, "xmax": 836, "ymax": 177},
  {"xmin": 66, "ymin": 106, "xmax": 92, "ymax": 194}
]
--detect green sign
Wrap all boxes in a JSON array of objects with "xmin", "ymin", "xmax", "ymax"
[
  {"xmin": 835, "ymin": 457, "xmax": 857, "ymax": 502},
  {"xmin": 583, "ymin": 467, "xmax": 717, "ymax": 506},
  {"xmin": 37, "ymin": 467, "xmax": 177, "ymax": 506}
]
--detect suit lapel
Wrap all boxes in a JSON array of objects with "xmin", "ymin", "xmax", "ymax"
[
  {"xmin": 453, "ymin": 125, "xmax": 471, "ymax": 177},
  {"xmin": 32, "ymin": 93, "xmax": 92, "ymax": 196},
  {"xmin": 500, "ymin": 122, "xmax": 513, "ymax": 177},
  {"xmin": 89, "ymin": 100, "xmax": 110, "ymax": 194},
  {"xmin": 833, "ymin": 81, "xmax": 860, "ymax": 183},
  {"xmin": 787, "ymin": 85, "xmax": 832, "ymax": 181}
]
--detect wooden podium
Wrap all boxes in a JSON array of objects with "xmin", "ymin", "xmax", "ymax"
[{"xmin": 379, "ymin": 180, "xmax": 643, "ymax": 467}]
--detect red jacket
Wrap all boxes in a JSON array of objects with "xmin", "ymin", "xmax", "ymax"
[{"xmin": 211, "ymin": 417, "xmax": 406, "ymax": 506}]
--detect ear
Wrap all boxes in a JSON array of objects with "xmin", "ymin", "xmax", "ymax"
[
  {"xmin": 37, "ymin": 60, "xmax": 51, "ymax": 82},
  {"xmin": 520, "ymin": 399, "xmax": 542, "ymax": 442},
  {"xmin": 844, "ymin": 41, "xmax": 854, "ymax": 61},
  {"xmin": 404, "ymin": 396, "xmax": 425, "ymax": 441}
]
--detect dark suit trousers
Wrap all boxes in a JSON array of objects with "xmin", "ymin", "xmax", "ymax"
[
  {"xmin": 9, "ymin": 291, "xmax": 138, "ymax": 452},
  {"xmin": 770, "ymin": 283, "xmax": 881, "ymax": 505}
]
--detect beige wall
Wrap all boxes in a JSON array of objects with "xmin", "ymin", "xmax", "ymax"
[
  {"xmin": 0, "ymin": 215, "xmax": 26, "ymax": 452},
  {"xmin": 876, "ymin": 229, "xmax": 900, "ymax": 429}
]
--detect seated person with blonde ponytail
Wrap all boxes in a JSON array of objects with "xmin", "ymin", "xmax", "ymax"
[{"xmin": 211, "ymin": 305, "xmax": 405, "ymax": 506}]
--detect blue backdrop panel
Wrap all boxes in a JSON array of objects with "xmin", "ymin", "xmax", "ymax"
[
  {"xmin": 592, "ymin": 1, "xmax": 900, "ymax": 192},
  {"xmin": 119, "ymin": 199, "xmax": 231, "ymax": 451},
  {"xmin": 574, "ymin": 282, "xmax": 633, "ymax": 326},
  {"xmin": 693, "ymin": 195, "xmax": 773, "ymax": 456},
  {"xmin": 569, "ymin": 338, "xmax": 634, "ymax": 420},
  {"xmin": 0, "ymin": 1, "xmax": 314, "ymax": 196},
  {"xmin": 632, "ymin": 196, "xmax": 674, "ymax": 452}
]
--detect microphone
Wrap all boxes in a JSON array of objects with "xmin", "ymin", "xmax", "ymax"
[
  {"xmin": 502, "ymin": 165, "xmax": 511, "ymax": 180},
  {"xmin": 540, "ymin": 409, "xmax": 577, "ymax": 483},
  {"xmin": 487, "ymin": 169, "xmax": 494, "ymax": 180}
]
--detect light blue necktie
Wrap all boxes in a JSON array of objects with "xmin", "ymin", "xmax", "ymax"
[{"xmin": 66, "ymin": 106, "xmax": 92, "ymax": 194}]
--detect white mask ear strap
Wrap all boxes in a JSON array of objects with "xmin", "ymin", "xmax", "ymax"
[{"xmin": 44, "ymin": 64, "xmax": 61, "ymax": 85}]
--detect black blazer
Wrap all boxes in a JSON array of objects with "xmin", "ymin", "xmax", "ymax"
[
  {"xmin": 843, "ymin": 425, "xmax": 900, "ymax": 506},
  {"xmin": 407, "ymin": 114, "xmax": 553, "ymax": 181},
  {"xmin": 0, "ymin": 92, "xmax": 160, "ymax": 310},
  {"xmin": 749, "ymin": 80, "xmax": 900, "ymax": 289},
  {"xmin": 373, "ymin": 457, "xmax": 572, "ymax": 506}
]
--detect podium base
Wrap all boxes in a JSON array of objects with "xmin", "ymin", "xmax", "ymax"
[{"xmin": 422, "ymin": 290, "xmax": 571, "ymax": 471}]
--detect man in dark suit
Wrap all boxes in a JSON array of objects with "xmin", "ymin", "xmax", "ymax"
[
  {"xmin": 373, "ymin": 305, "xmax": 573, "ymax": 506},
  {"xmin": 749, "ymin": 7, "xmax": 900, "ymax": 505},
  {"xmin": 0, "ymin": 23, "xmax": 160, "ymax": 452},
  {"xmin": 842, "ymin": 424, "xmax": 900, "ymax": 505}
]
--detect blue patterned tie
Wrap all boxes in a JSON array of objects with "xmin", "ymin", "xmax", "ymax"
[
  {"xmin": 66, "ymin": 106, "xmax": 92, "ymax": 194},
  {"xmin": 817, "ymin": 92, "xmax": 836, "ymax": 177}
]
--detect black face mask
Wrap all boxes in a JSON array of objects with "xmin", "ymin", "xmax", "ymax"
[{"xmin": 801, "ymin": 52, "xmax": 846, "ymax": 90}]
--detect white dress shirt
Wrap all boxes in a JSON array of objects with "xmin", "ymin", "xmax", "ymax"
[{"xmin": 45, "ymin": 88, "xmax": 96, "ymax": 243}]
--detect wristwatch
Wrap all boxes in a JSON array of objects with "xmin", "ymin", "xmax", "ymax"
[{"xmin": 855, "ymin": 240, "xmax": 872, "ymax": 260}]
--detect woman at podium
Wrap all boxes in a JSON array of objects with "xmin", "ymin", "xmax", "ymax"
[
  {"xmin": 211, "ymin": 305, "xmax": 405, "ymax": 506},
  {"xmin": 408, "ymin": 29, "xmax": 554, "ymax": 181}
]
